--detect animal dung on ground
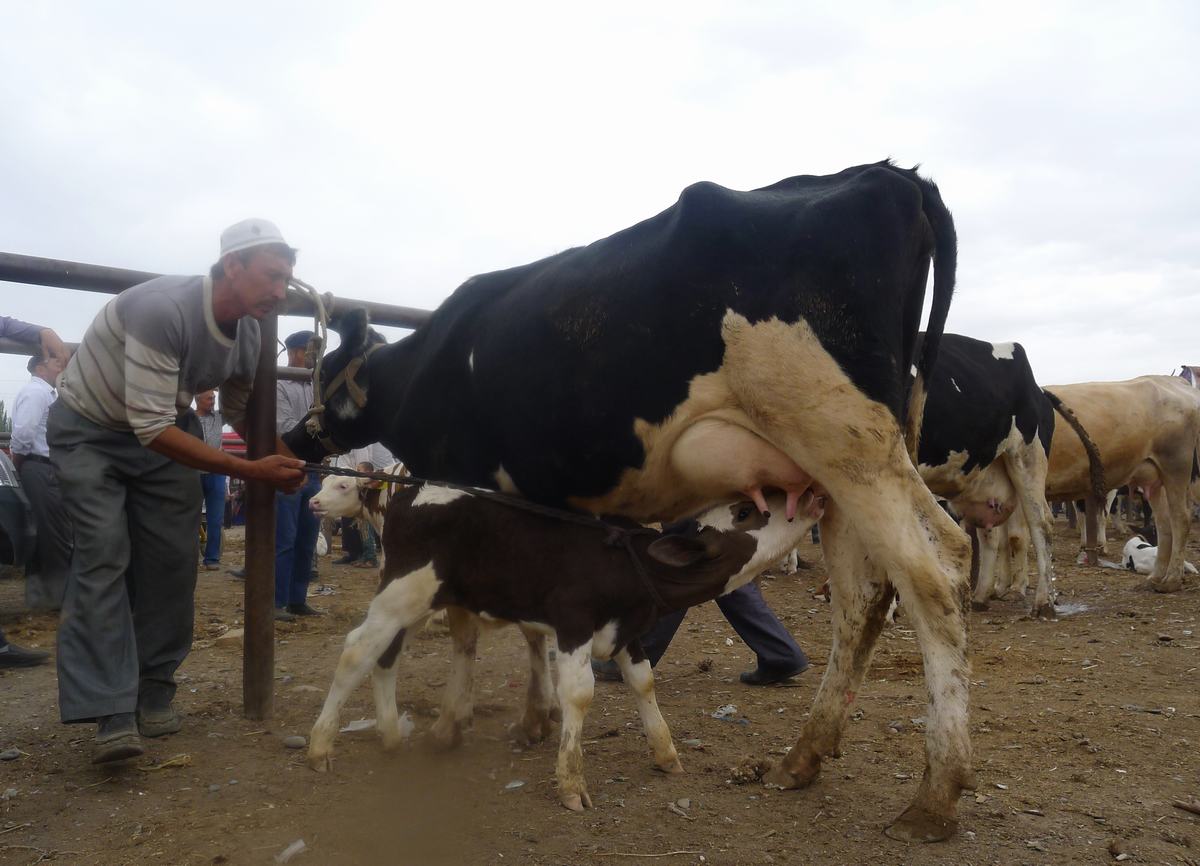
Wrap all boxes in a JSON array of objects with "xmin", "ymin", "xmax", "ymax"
[
  {"xmin": 282, "ymin": 735, "xmax": 307, "ymax": 749},
  {"xmin": 712, "ymin": 705, "xmax": 737, "ymax": 720}
]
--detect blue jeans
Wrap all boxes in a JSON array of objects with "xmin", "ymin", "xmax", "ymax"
[
  {"xmin": 200, "ymin": 473, "xmax": 227, "ymax": 565},
  {"xmin": 274, "ymin": 473, "xmax": 321, "ymax": 608},
  {"xmin": 641, "ymin": 582, "xmax": 808, "ymax": 673}
]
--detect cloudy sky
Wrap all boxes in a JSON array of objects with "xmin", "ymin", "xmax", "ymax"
[{"xmin": 2, "ymin": 1, "xmax": 1198, "ymax": 413}]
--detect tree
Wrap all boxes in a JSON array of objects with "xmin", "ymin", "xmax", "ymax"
[{"xmin": 0, "ymin": 399, "xmax": 10, "ymax": 433}]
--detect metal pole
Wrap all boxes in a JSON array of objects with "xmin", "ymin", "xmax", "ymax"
[
  {"xmin": 243, "ymin": 313, "xmax": 279, "ymax": 720},
  {"xmin": 0, "ymin": 252, "xmax": 432, "ymax": 330}
]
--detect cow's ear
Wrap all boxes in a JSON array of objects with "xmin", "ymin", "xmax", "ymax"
[
  {"xmin": 647, "ymin": 535, "xmax": 708, "ymax": 568},
  {"xmin": 330, "ymin": 308, "xmax": 372, "ymax": 354}
]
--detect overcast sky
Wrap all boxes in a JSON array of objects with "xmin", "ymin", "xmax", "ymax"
[{"xmin": 3, "ymin": 1, "xmax": 1198, "ymax": 414}]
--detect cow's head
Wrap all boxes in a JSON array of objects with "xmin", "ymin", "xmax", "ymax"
[
  {"xmin": 309, "ymin": 474, "xmax": 366, "ymax": 520},
  {"xmin": 282, "ymin": 308, "xmax": 388, "ymax": 461}
]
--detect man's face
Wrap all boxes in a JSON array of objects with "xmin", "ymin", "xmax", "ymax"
[
  {"xmin": 287, "ymin": 347, "xmax": 313, "ymax": 370},
  {"xmin": 225, "ymin": 248, "xmax": 293, "ymax": 319},
  {"xmin": 195, "ymin": 390, "xmax": 216, "ymax": 413},
  {"xmin": 35, "ymin": 356, "xmax": 63, "ymax": 384}
]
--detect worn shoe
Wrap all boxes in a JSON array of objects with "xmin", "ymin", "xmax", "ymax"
[
  {"xmin": 93, "ymin": 713, "xmax": 145, "ymax": 764},
  {"xmin": 228, "ymin": 568, "xmax": 246, "ymax": 579},
  {"xmin": 137, "ymin": 702, "xmax": 182, "ymax": 738},
  {"xmin": 203, "ymin": 562, "xmax": 220, "ymax": 572},
  {"xmin": 332, "ymin": 555, "xmax": 358, "ymax": 566},
  {"xmin": 739, "ymin": 664, "xmax": 808, "ymax": 686},
  {"xmin": 285, "ymin": 603, "xmax": 324, "ymax": 617},
  {"xmin": 591, "ymin": 659, "xmax": 623, "ymax": 683},
  {"xmin": 354, "ymin": 558, "xmax": 380, "ymax": 569},
  {"xmin": 274, "ymin": 607, "xmax": 297, "ymax": 622},
  {"xmin": 0, "ymin": 642, "xmax": 50, "ymax": 668}
]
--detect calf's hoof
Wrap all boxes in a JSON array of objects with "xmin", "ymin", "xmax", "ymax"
[
  {"xmin": 307, "ymin": 750, "xmax": 332, "ymax": 773},
  {"xmin": 427, "ymin": 720, "xmax": 464, "ymax": 752},
  {"xmin": 655, "ymin": 756, "xmax": 685, "ymax": 775},
  {"xmin": 511, "ymin": 713, "xmax": 554, "ymax": 747},
  {"xmin": 559, "ymin": 787, "xmax": 594, "ymax": 812},
  {"xmin": 762, "ymin": 753, "xmax": 820, "ymax": 790},
  {"xmin": 883, "ymin": 806, "xmax": 958, "ymax": 843}
]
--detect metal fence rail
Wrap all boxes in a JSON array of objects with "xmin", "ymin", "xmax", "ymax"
[{"xmin": 0, "ymin": 250, "xmax": 433, "ymax": 718}]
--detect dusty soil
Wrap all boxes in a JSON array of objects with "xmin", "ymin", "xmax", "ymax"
[{"xmin": 2, "ymin": 517, "xmax": 1199, "ymax": 866}]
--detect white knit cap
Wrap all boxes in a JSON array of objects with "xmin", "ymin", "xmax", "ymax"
[{"xmin": 219, "ymin": 218, "xmax": 289, "ymax": 256}]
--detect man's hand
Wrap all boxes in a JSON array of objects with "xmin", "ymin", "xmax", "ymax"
[
  {"xmin": 39, "ymin": 328, "xmax": 69, "ymax": 365},
  {"xmin": 251, "ymin": 454, "xmax": 306, "ymax": 493}
]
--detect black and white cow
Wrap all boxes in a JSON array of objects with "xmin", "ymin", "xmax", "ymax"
[
  {"xmin": 915, "ymin": 334, "xmax": 1062, "ymax": 619},
  {"xmin": 285, "ymin": 161, "xmax": 972, "ymax": 841}
]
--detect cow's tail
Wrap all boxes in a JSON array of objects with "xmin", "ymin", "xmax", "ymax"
[
  {"xmin": 905, "ymin": 171, "xmax": 958, "ymax": 460},
  {"xmin": 1044, "ymin": 389, "xmax": 1107, "ymax": 501}
]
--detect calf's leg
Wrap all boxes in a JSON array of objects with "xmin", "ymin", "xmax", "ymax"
[
  {"xmin": 613, "ymin": 643, "xmax": 682, "ymax": 774},
  {"xmin": 513, "ymin": 627, "xmax": 559, "ymax": 745},
  {"xmin": 554, "ymin": 637, "xmax": 595, "ymax": 812},
  {"xmin": 308, "ymin": 565, "xmax": 440, "ymax": 771},
  {"xmin": 429, "ymin": 606, "xmax": 478, "ymax": 750},
  {"xmin": 970, "ymin": 525, "xmax": 1001, "ymax": 610}
]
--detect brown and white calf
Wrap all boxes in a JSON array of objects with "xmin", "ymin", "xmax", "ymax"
[
  {"xmin": 307, "ymin": 486, "xmax": 823, "ymax": 812},
  {"xmin": 309, "ymin": 460, "xmax": 409, "ymax": 540}
]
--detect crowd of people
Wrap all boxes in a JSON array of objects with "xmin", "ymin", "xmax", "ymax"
[{"xmin": 1, "ymin": 219, "xmax": 808, "ymax": 767}]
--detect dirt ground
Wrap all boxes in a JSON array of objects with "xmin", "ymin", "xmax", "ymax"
[{"xmin": 2, "ymin": 516, "xmax": 1199, "ymax": 866}]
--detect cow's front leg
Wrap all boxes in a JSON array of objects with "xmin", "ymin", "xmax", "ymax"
[
  {"xmin": 429, "ymin": 607, "xmax": 478, "ymax": 750},
  {"xmin": 512, "ymin": 626, "xmax": 558, "ymax": 746},
  {"xmin": 1147, "ymin": 483, "xmax": 1187, "ymax": 592},
  {"xmin": 764, "ymin": 500, "xmax": 894, "ymax": 791},
  {"xmin": 554, "ymin": 637, "xmax": 595, "ymax": 811},
  {"xmin": 614, "ymin": 643, "xmax": 682, "ymax": 774}
]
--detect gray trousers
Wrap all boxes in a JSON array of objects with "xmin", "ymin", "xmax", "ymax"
[
  {"xmin": 18, "ymin": 459, "xmax": 73, "ymax": 610},
  {"xmin": 48, "ymin": 402, "xmax": 202, "ymax": 723}
]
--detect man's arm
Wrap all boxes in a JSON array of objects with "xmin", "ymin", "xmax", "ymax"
[
  {"xmin": 0, "ymin": 316, "xmax": 69, "ymax": 364},
  {"xmin": 147, "ymin": 426, "xmax": 305, "ymax": 493}
]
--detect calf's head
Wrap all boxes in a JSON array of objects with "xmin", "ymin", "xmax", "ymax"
[
  {"xmin": 309, "ymin": 475, "xmax": 367, "ymax": 520},
  {"xmin": 646, "ymin": 490, "xmax": 825, "ymax": 596}
]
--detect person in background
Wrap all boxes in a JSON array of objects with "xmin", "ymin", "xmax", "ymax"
[
  {"xmin": 0, "ymin": 314, "xmax": 67, "ymax": 668},
  {"xmin": 194, "ymin": 389, "xmax": 227, "ymax": 571},
  {"xmin": 273, "ymin": 330, "xmax": 323, "ymax": 620},
  {"xmin": 11, "ymin": 351, "xmax": 73, "ymax": 610},
  {"xmin": 594, "ymin": 581, "xmax": 809, "ymax": 686},
  {"xmin": 48, "ymin": 219, "xmax": 305, "ymax": 763}
]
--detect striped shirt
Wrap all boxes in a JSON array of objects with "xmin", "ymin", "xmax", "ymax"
[
  {"xmin": 57, "ymin": 275, "xmax": 260, "ymax": 446},
  {"xmin": 197, "ymin": 409, "xmax": 225, "ymax": 451}
]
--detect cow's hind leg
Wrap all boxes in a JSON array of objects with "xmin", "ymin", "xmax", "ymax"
[
  {"xmin": 554, "ymin": 637, "xmax": 595, "ymax": 812},
  {"xmin": 308, "ymin": 565, "xmax": 440, "ymax": 771},
  {"xmin": 429, "ymin": 606, "xmax": 478, "ymax": 750},
  {"xmin": 614, "ymin": 642, "xmax": 682, "ymax": 774},
  {"xmin": 1003, "ymin": 449, "xmax": 1056, "ymax": 619},
  {"xmin": 764, "ymin": 500, "xmax": 894, "ymax": 791},
  {"xmin": 1147, "ymin": 479, "xmax": 1188, "ymax": 592}
]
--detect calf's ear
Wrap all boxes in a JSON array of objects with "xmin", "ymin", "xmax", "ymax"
[{"xmin": 647, "ymin": 535, "xmax": 709, "ymax": 568}]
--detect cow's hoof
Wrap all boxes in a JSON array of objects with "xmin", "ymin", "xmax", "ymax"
[
  {"xmin": 549, "ymin": 705, "xmax": 563, "ymax": 724},
  {"xmin": 307, "ymin": 750, "xmax": 332, "ymax": 773},
  {"xmin": 559, "ymin": 789, "xmax": 593, "ymax": 812},
  {"xmin": 1030, "ymin": 603, "xmax": 1058, "ymax": 621},
  {"xmin": 1000, "ymin": 589, "xmax": 1027, "ymax": 602},
  {"xmin": 969, "ymin": 600, "xmax": 989, "ymax": 612},
  {"xmin": 655, "ymin": 756, "xmax": 684, "ymax": 775},
  {"xmin": 1147, "ymin": 577, "xmax": 1183, "ymax": 593},
  {"xmin": 883, "ymin": 806, "xmax": 957, "ymax": 843}
]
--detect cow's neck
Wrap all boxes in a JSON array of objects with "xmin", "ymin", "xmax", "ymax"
[{"xmin": 363, "ymin": 339, "xmax": 415, "ymax": 456}]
